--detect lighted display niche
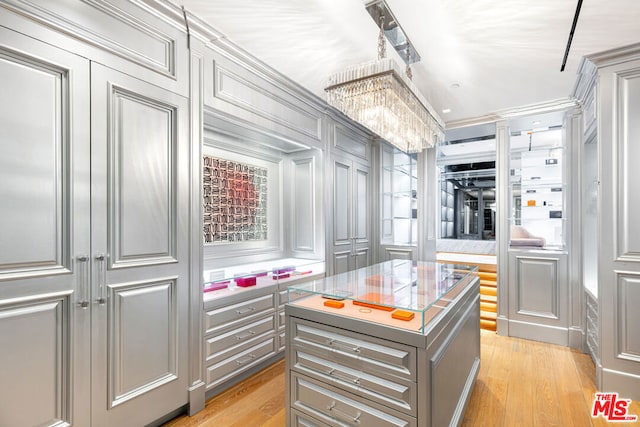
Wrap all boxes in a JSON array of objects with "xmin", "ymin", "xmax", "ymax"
[{"xmin": 203, "ymin": 156, "xmax": 268, "ymax": 243}]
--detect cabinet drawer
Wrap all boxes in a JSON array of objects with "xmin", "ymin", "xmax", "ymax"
[
  {"xmin": 278, "ymin": 329, "xmax": 286, "ymax": 353},
  {"xmin": 291, "ymin": 408, "xmax": 330, "ymax": 427},
  {"xmin": 279, "ymin": 309, "xmax": 286, "ymax": 329},
  {"xmin": 205, "ymin": 294, "xmax": 275, "ymax": 334},
  {"xmin": 206, "ymin": 315, "xmax": 275, "ymax": 364},
  {"xmin": 291, "ymin": 373, "xmax": 415, "ymax": 427},
  {"xmin": 291, "ymin": 319, "xmax": 416, "ymax": 381},
  {"xmin": 293, "ymin": 350, "xmax": 415, "ymax": 416},
  {"xmin": 206, "ymin": 337, "xmax": 275, "ymax": 389}
]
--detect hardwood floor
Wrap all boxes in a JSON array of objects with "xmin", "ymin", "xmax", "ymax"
[{"xmin": 164, "ymin": 331, "xmax": 640, "ymax": 426}]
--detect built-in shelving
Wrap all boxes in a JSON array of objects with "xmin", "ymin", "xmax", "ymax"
[{"xmin": 381, "ymin": 149, "xmax": 418, "ymax": 246}]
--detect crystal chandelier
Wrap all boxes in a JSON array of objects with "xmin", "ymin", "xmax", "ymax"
[{"xmin": 325, "ymin": 3, "xmax": 444, "ymax": 153}]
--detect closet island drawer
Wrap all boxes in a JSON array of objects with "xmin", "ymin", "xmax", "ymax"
[
  {"xmin": 292, "ymin": 350, "xmax": 416, "ymax": 416},
  {"xmin": 205, "ymin": 293, "xmax": 275, "ymax": 334},
  {"xmin": 291, "ymin": 408, "xmax": 331, "ymax": 427},
  {"xmin": 290, "ymin": 319, "xmax": 416, "ymax": 382},
  {"xmin": 291, "ymin": 373, "xmax": 416, "ymax": 427}
]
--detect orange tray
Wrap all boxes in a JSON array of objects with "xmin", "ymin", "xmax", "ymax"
[
  {"xmin": 352, "ymin": 300, "xmax": 395, "ymax": 312},
  {"xmin": 323, "ymin": 300, "xmax": 345, "ymax": 309},
  {"xmin": 392, "ymin": 309, "xmax": 415, "ymax": 321}
]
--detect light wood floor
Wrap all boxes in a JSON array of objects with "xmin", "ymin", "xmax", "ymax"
[{"xmin": 164, "ymin": 331, "xmax": 640, "ymax": 427}]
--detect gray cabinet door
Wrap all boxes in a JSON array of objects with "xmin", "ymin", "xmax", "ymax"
[
  {"xmin": 0, "ymin": 27, "xmax": 91, "ymax": 427},
  {"xmin": 353, "ymin": 162, "xmax": 371, "ymax": 270},
  {"xmin": 330, "ymin": 157, "xmax": 353, "ymax": 275},
  {"xmin": 329, "ymin": 156, "xmax": 371, "ymax": 275},
  {"xmin": 89, "ymin": 64, "xmax": 190, "ymax": 426}
]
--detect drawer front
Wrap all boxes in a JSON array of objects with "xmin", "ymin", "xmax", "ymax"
[
  {"xmin": 279, "ymin": 309, "xmax": 286, "ymax": 329},
  {"xmin": 293, "ymin": 350, "xmax": 415, "ymax": 416},
  {"xmin": 206, "ymin": 315, "xmax": 275, "ymax": 364},
  {"xmin": 205, "ymin": 294, "xmax": 275, "ymax": 334},
  {"xmin": 291, "ymin": 408, "xmax": 330, "ymax": 427},
  {"xmin": 291, "ymin": 373, "xmax": 415, "ymax": 427},
  {"xmin": 206, "ymin": 337, "xmax": 276, "ymax": 389},
  {"xmin": 279, "ymin": 329, "xmax": 286, "ymax": 353},
  {"xmin": 291, "ymin": 319, "xmax": 416, "ymax": 381}
]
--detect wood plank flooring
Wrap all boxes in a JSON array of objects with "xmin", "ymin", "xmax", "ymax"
[{"xmin": 164, "ymin": 331, "xmax": 640, "ymax": 427}]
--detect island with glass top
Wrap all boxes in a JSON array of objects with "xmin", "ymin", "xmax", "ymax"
[{"xmin": 285, "ymin": 259, "xmax": 480, "ymax": 427}]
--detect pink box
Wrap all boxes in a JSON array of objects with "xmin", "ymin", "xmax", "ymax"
[{"xmin": 235, "ymin": 276, "xmax": 257, "ymax": 287}]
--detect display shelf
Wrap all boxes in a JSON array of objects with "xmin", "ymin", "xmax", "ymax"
[
  {"xmin": 287, "ymin": 259, "xmax": 477, "ymax": 334},
  {"xmin": 510, "ymin": 138, "xmax": 566, "ymax": 249},
  {"xmin": 203, "ymin": 258, "xmax": 325, "ymax": 301},
  {"xmin": 381, "ymin": 147, "xmax": 418, "ymax": 246}
]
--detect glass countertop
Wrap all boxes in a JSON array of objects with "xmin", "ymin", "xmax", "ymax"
[{"xmin": 288, "ymin": 259, "xmax": 477, "ymax": 314}]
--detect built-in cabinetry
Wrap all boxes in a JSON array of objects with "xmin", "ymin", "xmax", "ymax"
[
  {"xmin": 202, "ymin": 259, "xmax": 324, "ymax": 396},
  {"xmin": 0, "ymin": 2, "xmax": 196, "ymax": 425},
  {"xmin": 510, "ymin": 130, "xmax": 566, "ymax": 250},
  {"xmin": 573, "ymin": 43, "xmax": 640, "ymax": 400},
  {"xmin": 380, "ymin": 145, "xmax": 418, "ymax": 261},
  {"xmin": 327, "ymin": 118, "xmax": 373, "ymax": 276},
  {"xmin": 285, "ymin": 260, "xmax": 480, "ymax": 427},
  {"xmin": 499, "ymin": 114, "xmax": 581, "ymax": 348}
]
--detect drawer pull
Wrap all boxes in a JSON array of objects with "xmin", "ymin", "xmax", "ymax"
[
  {"xmin": 327, "ymin": 369, "xmax": 361, "ymax": 385},
  {"xmin": 236, "ymin": 306, "xmax": 256, "ymax": 315},
  {"xmin": 327, "ymin": 401, "xmax": 362, "ymax": 423},
  {"xmin": 327, "ymin": 339, "xmax": 361, "ymax": 353},
  {"xmin": 235, "ymin": 330, "xmax": 256, "ymax": 340},
  {"xmin": 236, "ymin": 354, "xmax": 257, "ymax": 365}
]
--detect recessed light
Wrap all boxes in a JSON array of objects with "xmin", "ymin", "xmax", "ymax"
[
  {"xmin": 450, "ymin": 83, "xmax": 460, "ymax": 89},
  {"xmin": 532, "ymin": 120, "xmax": 541, "ymax": 125},
  {"xmin": 442, "ymin": 108, "xmax": 451, "ymax": 114}
]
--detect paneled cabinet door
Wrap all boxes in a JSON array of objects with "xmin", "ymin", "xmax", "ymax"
[
  {"xmin": 0, "ymin": 28, "xmax": 91, "ymax": 427},
  {"xmin": 89, "ymin": 64, "xmax": 190, "ymax": 426},
  {"xmin": 329, "ymin": 156, "xmax": 371, "ymax": 275}
]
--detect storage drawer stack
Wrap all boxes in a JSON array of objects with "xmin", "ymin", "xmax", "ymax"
[
  {"xmin": 204, "ymin": 292, "xmax": 277, "ymax": 391},
  {"xmin": 288, "ymin": 318, "xmax": 417, "ymax": 427}
]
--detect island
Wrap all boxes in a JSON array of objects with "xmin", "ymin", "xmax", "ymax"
[{"xmin": 284, "ymin": 259, "xmax": 480, "ymax": 427}]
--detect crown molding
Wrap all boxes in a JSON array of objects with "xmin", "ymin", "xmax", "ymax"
[
  {"xmin": 445, "ymin": 98, "xmax": 578, "ymax": 130},
  {"xmin": 586, "ymin": 42, "xmax": 640, "ymax": 68}
]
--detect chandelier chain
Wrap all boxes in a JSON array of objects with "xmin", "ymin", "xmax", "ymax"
[{"xmin": 378, "ymin": 15, "xmax": 386, "ymax": 60}]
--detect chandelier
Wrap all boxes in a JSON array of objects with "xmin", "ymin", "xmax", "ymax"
[{"xmin": 325, "ymin": 1, "xmax": 444, "ymax": 153}]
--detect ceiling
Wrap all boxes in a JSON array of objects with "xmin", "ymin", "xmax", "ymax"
[{"xmin": 179, "ymin": 0, "xmax": 640, "ymax": 126}]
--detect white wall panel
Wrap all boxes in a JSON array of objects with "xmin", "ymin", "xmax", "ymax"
[
  {"xmin": 1, "ymin": 0, "xmax": 183, "ymax": 81},
  {"xmin": 292, "ymin": 158, "xmax": 314, "ymax": 252},
  {"xmin": 110, "ymin": 89, "xmax": 177, "ymax": 267},
  {"xmin": 109, "ymin": 278, "xmax": 178, "ymax": 408},
  {"xmin": 515, "ymin": 256, "xmax": 559, "ymax": 319},
  {"xmin": 617, "ymin": 70, "xmax": 640, "ymax": 261},
  {"xmin": 334, "ymin": 124, "xmax": 369, "ymax": 161},
  {"xmin": 355, "ymin": 168, "xmax": 369, "ymax": 241},
  {"xmin": 616, "ymin": 272, "xmax": 640, "ymax": 362},
  {"xmin": 0, "ymin": 294, "xmax": 70, "ymax": 426},
  {"xmin": 333, "ymin": 161, "xmax": 351, "ymax": 244},
  {"xmin": 0, "ymin": 49, "xmax": 67, "ymax": 275}
]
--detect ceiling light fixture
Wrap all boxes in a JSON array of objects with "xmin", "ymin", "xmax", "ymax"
[{"xmin": 324, "ymin": 0, "xmax": 444, "ymax": 153}]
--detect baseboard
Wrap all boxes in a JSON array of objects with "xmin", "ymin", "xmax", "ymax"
[
  {"xmin": 508, "ymin": 319, "xmax": 568, "ymax": 346},
  {"xmin": 188, "ymin": 381, "xmax": 206, "ymax": 415},
  {"xmin": 602, "ymin": 368, "xmax": 640, "ymax": 401}
]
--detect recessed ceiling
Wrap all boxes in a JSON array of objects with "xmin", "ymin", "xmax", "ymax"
[{"xmin": 179, "ymin": 0, "xmax": 640, "ymax": 125}]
